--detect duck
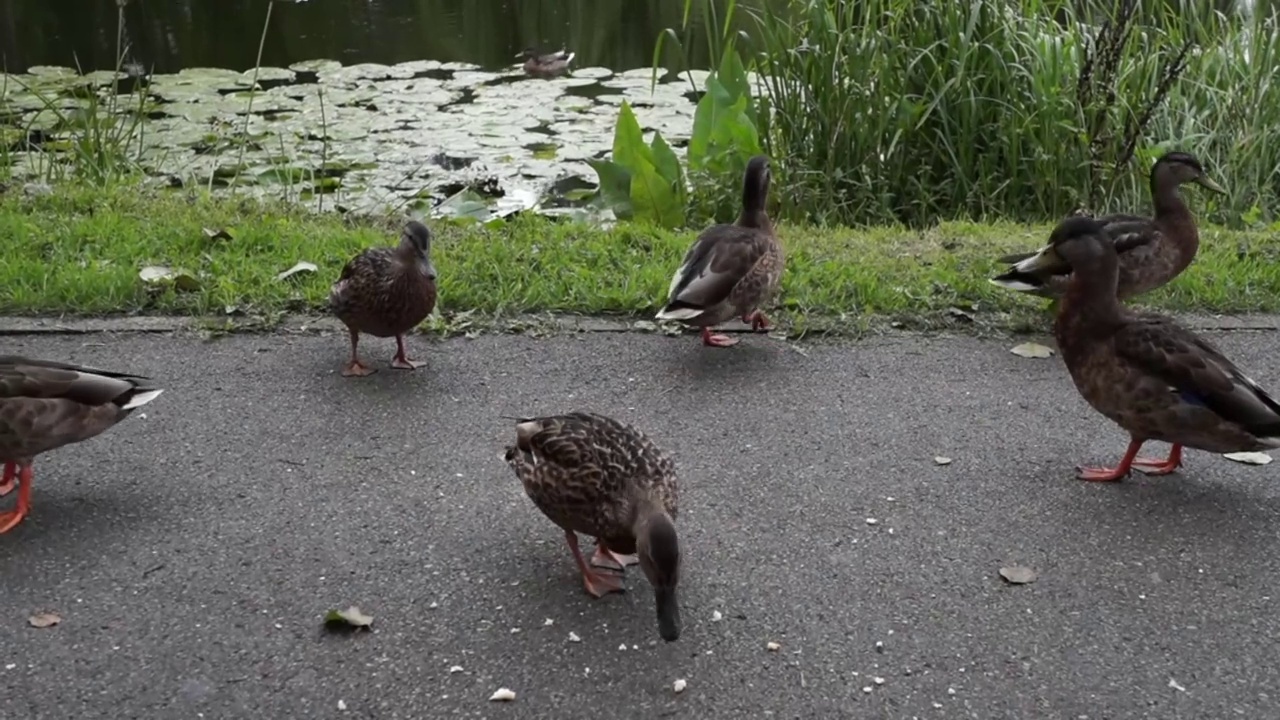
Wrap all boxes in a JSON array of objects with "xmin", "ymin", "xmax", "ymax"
[
  {"xmin": 329, "ymin": 220, "xmax": 438, "ymax": 377},
  {"xmin": 517, "ymin": 47, "xmax": 575, "ymax": 78},
  {"xmin": 1043, "ymin": 214, "xmax": 1280, "ymax": 482},
  {"xmin": 990, "ymin": 152, "xmax": 1226, "ymax": 300},
  {"xmin": 0, "ymin": 356, "xmax": 163, "ymax": 533},
  {"xmin": 503, "ymin": 412, "xmax": 681, "ymax": 641},
  {"xmin": 655, "ymin": 155, "xmax": 784, "ymax": 347}
]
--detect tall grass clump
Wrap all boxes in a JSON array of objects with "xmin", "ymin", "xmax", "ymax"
[
  {"xmin": 0, "ymin": 0, "xmax": 148, "ymax": 186},
  {"xmin": 714, "ymin": 0, "xmax": 1280, "ymax": 227}
]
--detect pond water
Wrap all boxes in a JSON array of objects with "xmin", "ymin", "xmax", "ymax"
[
  {"xmin": 2, "ymin": 0, "xmax": 763, "ymax": 220},
  {"xmin": 4, "ymin": 0, "xmax": 746, "ymax": 76}
]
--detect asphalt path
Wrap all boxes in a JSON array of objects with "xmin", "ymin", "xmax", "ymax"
[{"xmin": 2, "ymin": 327, "xmax": 1280, "ymax": 719}]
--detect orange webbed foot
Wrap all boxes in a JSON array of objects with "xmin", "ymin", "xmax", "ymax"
[
  {"xmin": 700, "ymin": 328, "xmax": 739, "ymax": 347},
  {"xmin": 0, "ymin": 465, "xmax": 33, "ymax": 534}
]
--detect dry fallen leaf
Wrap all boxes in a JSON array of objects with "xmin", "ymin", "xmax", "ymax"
[
  {"xmin": 139, "ymin": 265, "xmax": 201, "ymax": 292},
  {"xmin": 28, "ymin": 612, "xmax": 60, "ymax": 628},
  {"xmin": 999, "ymin": 565, "xmax": 1038, "ymax": 585},
  {"xmin": 276, "ymin": 261, "xmax": 319, "ymax": 281},
  {"xmin": 202, "ymin": 227, "xmax": 233, "ymax": 242},
  {"xmin": 1010, "ymin": 342, "xmax": 1054, "ymax": 359},
  {"xmin": 323, "ymin": 606, "xmax": 373, "ymax": 630},
  {"xmin": 489, "ymin": 688, "xmax": 516, "ymax": 702},
  {"xmin": 934, "ymin": 456, "xmax": 953, "ymax": 466},
  {"xmin": 1223, "ymin": 451, "xmax": 1272, "ymax": 465}
]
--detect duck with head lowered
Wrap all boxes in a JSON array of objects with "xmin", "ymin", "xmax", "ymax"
[
  {"xmin": 0, "ymin": 356, "xmax": 163, "ymax": 533},
  {"xmin": 991, "ymin": 151, "xmax": 1226, "ymax": 301},
  {"xmin": 504, "ymin": 412, "xmax": 682, "ymax": 642},
  {"xmin": 655, "ymin": 155, "xmax": 784, "ymax": 347},
  {"xmin": 1043, "ymin": 215, "xmax": 1280, "ymax": 481},
  {"xmin": 329, "ymin": 220, "xmax": 438, "ymax": 377}
]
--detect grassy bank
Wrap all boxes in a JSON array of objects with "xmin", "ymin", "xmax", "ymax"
[{"xmin": 2, "ymin": 182, "xmax": 1280, "ymax": 328}]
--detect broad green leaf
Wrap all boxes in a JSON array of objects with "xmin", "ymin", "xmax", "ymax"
[
  {"xmin": 586, "ymin": 158, "xmax": 634, "ymax": 219},
  {"xmin": 630, "ymin": 156, "xmax": 683, "ymax": 229},
  {"xmin": 649, "ymin": 131, "xmax": 685, "ymax": 203},
  {"xmin": 716, "ymin": 45, "xmax": 755, "ymax": 121},
  {"xmin": 612, "ymin": 101, "xmax": 652, "ymax": 172},
  {"xmin": 688, "ymin": 76, "xmax": 737, "ymax": 171}
]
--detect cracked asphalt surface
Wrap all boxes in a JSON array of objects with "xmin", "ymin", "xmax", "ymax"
[{"xmin": 2, "ymin": 328, "xmax": 1280, "ymax": 719}]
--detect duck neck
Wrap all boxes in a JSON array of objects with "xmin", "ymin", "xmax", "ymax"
[
  {"xmin": 630, "ymin": 493, "xmax": 668, "ymax": 537},
  {"xmin": 738, "ymin": 177, "xmax": 772, "ymax": 231},
  {"xmin": 1150, "ymin": 166, "xmax": 1191, "ymax": 221},
  {"xmin": 1057, "ymin": 251, "xmax": 1123, "ymax": 341}
]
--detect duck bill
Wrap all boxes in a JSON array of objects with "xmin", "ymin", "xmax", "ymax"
[
  {"xmin": 654, "ymin": 584, "xmax": 681, "ymax": 642},
  {"xmin": 1011, "ymin": 244, "xmax": 1068, "ymax": 274},
  {"xmin": 1195, "ymin": 176, "xmax": 1227, "ymax": 194}
]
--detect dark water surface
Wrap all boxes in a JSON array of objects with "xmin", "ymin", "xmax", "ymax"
[{"xmin": 2, "ymin": 0, "xmax": 749, "ymax": 74}]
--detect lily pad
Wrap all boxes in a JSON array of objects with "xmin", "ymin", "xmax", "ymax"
[
  {"xmin": 289, "ymin": 59, "xmax": 343, "ymax": 74},
  {"xmin": 434, "ymin": 188, "xmax": 494, "ymax": 223}
]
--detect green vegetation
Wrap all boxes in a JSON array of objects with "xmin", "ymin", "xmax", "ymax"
[
  {"xmin": 3, "ymin": 1, "xmax": 1280, "ymax": 330},
  {"xmin": 3, "ymin": 182, "xmax": 1280, "ymax": 328},
  {"xmin": 658, "ymin": 0, "xmax": 1280, "ymax": 227},
  {"xmin": 589, "ymin": 46, "xmax": 762, "ymax": 228}
]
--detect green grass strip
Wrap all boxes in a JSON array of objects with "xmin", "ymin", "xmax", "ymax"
[{"xmin": 3, "ymin": 183, "xmax": 1280, "ymax": 321}]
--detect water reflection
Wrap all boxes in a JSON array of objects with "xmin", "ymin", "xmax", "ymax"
[{"xmin": 0, "ymin": 0, "xmax": 749, "ymax": 74}]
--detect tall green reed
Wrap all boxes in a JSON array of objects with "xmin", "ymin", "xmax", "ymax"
[{"xmin": 674, "ymin": 0, "xmax": 1279, "ymax": 227}]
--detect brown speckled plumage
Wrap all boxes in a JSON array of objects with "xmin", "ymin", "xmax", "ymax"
[
  {"xmin": 1047, "ymin": 216, "xmax": 1280, "ymax": 482},
  {"xmin": 329, "ymin": 220, "xmax": 438, "ymax": 376},
  {"xmin": 656, "ymin": 155, "xmax": 784, "ymax": 347},
  {"xmin": 991, "ymin": 152, "xmax": 1226, "ymax": 301},
  {"xmin": 0, "ymin": 356, "xmax": 163, "ymax": 533},
  {"xmin": 504, "ymin": 411, "xmax": 682, "ymax": 641}
]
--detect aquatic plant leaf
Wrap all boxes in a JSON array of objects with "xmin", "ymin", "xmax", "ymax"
[
  {"xmin": 715, "ymin": 44, "xmax": 755, "ymax": 122},
  {"xmin": 586, "ymin": 159, "xmax": 633, "ymax": 219},
  {"xmin": 630, "ymin": 156, "xmax": 682, "ymax": 229},
  {"xmin": 612, "ymin": 101, "xmax": 653, "ymax": 172},
  {"xmin": 649, "ymin": 131, "xmax": 685, "ymax": 199}
]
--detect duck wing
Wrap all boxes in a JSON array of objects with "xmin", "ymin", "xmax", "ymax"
[
  {"xmin": 1114, "ymin": 316, "xmax": 1280, "ymax": 438},
  {"xmin": 658, "ymin": 225, "xmax": 770, "ymax": 319},
  {"xmin": 0, "ymin": 356, "xmax": 154, "ymax": 407}
]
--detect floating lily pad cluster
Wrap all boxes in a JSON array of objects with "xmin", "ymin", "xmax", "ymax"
[{"xmin": 0, "ymin": 60, "xmax": 713, "ymax": 221}]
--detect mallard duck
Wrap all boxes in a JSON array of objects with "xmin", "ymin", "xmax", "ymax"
[
  {"xmin": 991, "ymin": 152, "xmax": 1226, "ymax": 300},
  {"xmin": 503, "ymin": 412, "xmax": 681, "ymax": 641},
  {"xmin": 517, "ymin": 48, "xmax": 575, "ymax": 78},
  {"xmin": 1044, "ymin": 215, "xmax": 1280, "ymax": 482},
  {"xmin": 329, "ymin": 220, "xmax": 438, "ymax": 377},
  {"xmin": 0, "ymin": 356, "xmax": 163, "ymax": 533},
  {"xmin": 655, "ymin": 155, "xmax": 784, "ymax": 347}
]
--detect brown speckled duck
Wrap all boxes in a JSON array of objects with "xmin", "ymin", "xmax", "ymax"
[
  {"xmin": 655, "ymin": 155, "xmax": 784, "ymax": 347},
  {"xmin": 0, "ymin": 356, "xmax": 163, "ymax": 533},
  {"xmin": 991, "ymin": 152, "xmax": 1226, "ymax": 300},
  {"xmin": 329, "ymin": 220, "xmax": 438, "ymax": 377},
  {"xmin": 518, "ymin": 47, "xmax": 575, "ymax": 78},
  {"xmin": 504, "ymin": 412, "xmax": 681, "ymax": 641},
  {"xmin": 1046, "ymin": 215, "xmax": 1280, "ymax": 482}
]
